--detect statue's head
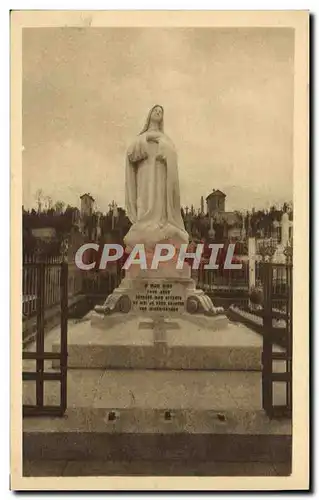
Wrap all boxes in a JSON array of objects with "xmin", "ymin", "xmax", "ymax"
[
  {"xmin": 150, "ymin": 105, "xmax": 163, "ymax": 124},
  {"xmin": 139, "ymin": 105, "xmax": 164, "ymax": 134}
]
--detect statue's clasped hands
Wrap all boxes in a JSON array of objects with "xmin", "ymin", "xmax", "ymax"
[
  {"xmin": 146, "ymin": 131, "xmax": 166, "ymax": 164},
  {"xmin": 156, "ymin": 153, "xmax": 167, "ymax": 165},
  {"xmin": 146, "ymin": 131, "xmax": 161, "ymax": 143}
]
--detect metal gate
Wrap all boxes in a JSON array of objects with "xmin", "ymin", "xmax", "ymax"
[
  {"xmin": 261, "ymin": 262, "xmax": 292, "ymax": 418},
  {"xmin": 22, "ymin": 260, "xmax": 68, "ymax": 417}
]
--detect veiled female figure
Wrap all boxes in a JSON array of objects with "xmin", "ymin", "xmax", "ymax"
[{"xmin": 124, "ymin": 105, "xmax": 189, "ymax": 250}]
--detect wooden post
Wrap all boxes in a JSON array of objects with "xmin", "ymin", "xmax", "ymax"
[
  {"xmin": 248, "ymin": 237, "xmax": 256, "ymax": 309},
  {"xmin": 60, "ymin": 262, "xmax": 68, "ymax": 414},
  {"xmin": 248, "ymin": 237, "xmax": 256, "ymax": 291},
  {"xmin": 36, "ymin": 262, "xmax": 45, "ymax": 407},
  {"xmin": 262, "ymin": 262, "xmax": 273, "ymax": 415}
]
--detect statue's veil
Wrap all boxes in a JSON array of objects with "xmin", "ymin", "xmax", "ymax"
[{"xmin": 139, "ymin": 105, "xmax": 164, "ymax": 135}]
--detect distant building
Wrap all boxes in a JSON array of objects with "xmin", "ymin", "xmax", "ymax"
[
  {"xmin": 80, "ymin": 193, "xmax": 95, "ymax": 217},
  {"xmin": 80, "ymin": 193, "xmax": 96, "ymax": 239},
  {"xmin": 31, "ymin": 227, "xmax": 56, "ymax": 241},
  {"xmin": 205, "ymin": 189, "xmax": 242, "ymax": 240},
  {"xmin": 213, "ymin": 211, "xmax": 242, "ymax": 240},
  {"xmin": 206, "ymin": 189, "xmax": 226, "ymax": 216}
]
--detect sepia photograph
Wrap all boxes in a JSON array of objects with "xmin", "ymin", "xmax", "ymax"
[{"xmin": 10, "ymin": 10, "xmax": 309, "ymax": 491}]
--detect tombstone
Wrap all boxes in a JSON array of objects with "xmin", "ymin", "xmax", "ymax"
[
  {"xmin": 281, "ymin": 212, "xmax": 290, "ymax": 248},
  {"xmin": 272, "ymin": 212, "xmax": 292, "ymax": 264}
]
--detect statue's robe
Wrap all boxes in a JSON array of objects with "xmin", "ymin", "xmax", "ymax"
[{"xmin": 124, "ymin": 131, "xmax": 189, "ymax": 250}]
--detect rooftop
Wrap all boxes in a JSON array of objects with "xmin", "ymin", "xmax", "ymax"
[
  {"xmin": 80, "ymin": 193, "xmax": 95, "ymax": 202},
  {"xmin": 206, "ymin": 189, "xmax": 226, "ymax": 200}
]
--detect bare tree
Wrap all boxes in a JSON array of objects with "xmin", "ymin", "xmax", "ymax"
[
  {"xmin": 54, "ymin": 200, "xmax": 65, "ymax": 214},
  {"xmin": 35, "ymin": 189, "xmax": 44, "ymax": 213},
  {"xmin": 44, "ymin": 196, "xmax": 53, "ymax": 210}
]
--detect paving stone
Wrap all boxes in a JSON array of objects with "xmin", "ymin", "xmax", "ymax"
[
  {"xmin": 23, "ymin": 459, "xmax": 287, "ymax": 477},
  {"xmin": 93, "ymin": 370, "xmax": 255, "ymax": 410},
  {"xmin": 273, "ymin": 462, "xmax": 292, "ymax": 476},
  {"xmin": 23, "ymin": 369, "xmax": 105, "ymax": 407},
  {"xmin": 23, "ymin": 460, "xmax": 67, "ymax": 477}
]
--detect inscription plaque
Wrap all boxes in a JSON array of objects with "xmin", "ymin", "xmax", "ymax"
[{"xmin": 131, "ymin": 282, "xmax": 186, "ymax": 314}]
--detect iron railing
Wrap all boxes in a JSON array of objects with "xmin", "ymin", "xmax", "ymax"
[
  {"xmin": 197, "ymin": 262, "xmax": 249, "ymax": 293},
  {"xmin": 23, "ymin": 261, "xmax": 68, "ymax": 417},
  {"xmin": 261, "ymin": 262, "xmax": 292, "ymax": 419},
  {"xmin": 23, "ymin": 256, "xmax": 83, "ymax": 324}
]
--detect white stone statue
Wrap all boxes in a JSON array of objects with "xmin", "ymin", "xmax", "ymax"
[
  {"xmin": 124, "ymin": 105, "xmax": 189, "ymax": 250},
  {"xmin": 281, "ymin": 211, "xmax": 290, "ymax": 248},
  {"xmin": 94, "ymin": 105, "xmax": 224, "ymax": 318}
]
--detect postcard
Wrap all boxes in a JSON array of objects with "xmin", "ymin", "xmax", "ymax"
[{"xmin": 11, "ymin": 10, "xmax": 309, "ymax": 491}]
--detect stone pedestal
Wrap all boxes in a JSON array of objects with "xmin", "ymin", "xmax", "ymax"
[
  {"xmin": 95, "ymin": 276, "xmax": 223, "ymax": 318},
  {"xmin": 94, "ymin": 254, "xmax": 224, "ymax": 321},
  {"xmin": 53, "ymin": 315, "xmax": 271, "ymax": 370},
  {"xmin": 89, "ymin": 246, "xmax": 229, "ymax": 366}
]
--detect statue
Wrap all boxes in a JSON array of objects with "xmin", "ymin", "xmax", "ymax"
[
  {"xmin": 124, "ymin": 105, "xmax": 189, "ymax": 250},
  {"xmin": 94, "ymin": 106, "xmax": 224, "ymax": 318},
  {"xmin": 280, "ymin": 211, "xmax": 290, "ymax": 248}
]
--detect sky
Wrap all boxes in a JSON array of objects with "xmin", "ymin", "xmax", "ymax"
[{"xmin": 22, "ymin": 27, "xmax": 294, "ymax": 213}]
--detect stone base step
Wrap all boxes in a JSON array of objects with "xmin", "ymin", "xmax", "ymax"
[
  {"xmin": 49, "ymin": 317, "xmax": 280, "ymax": 370},
  {"xmin": 23, "ymin": 369, "xmax": 288, "ymax": 412},
  {"xmin": 57, "ymin": 343, "xmax": 263, "ymax": 370},
  {"xmin": 23, "ymin": 408, "xmax": 291, "ymax": 463},
  {"xmin": 23, "ymin": 458, "xmax": 291, "ymax": 477}
]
